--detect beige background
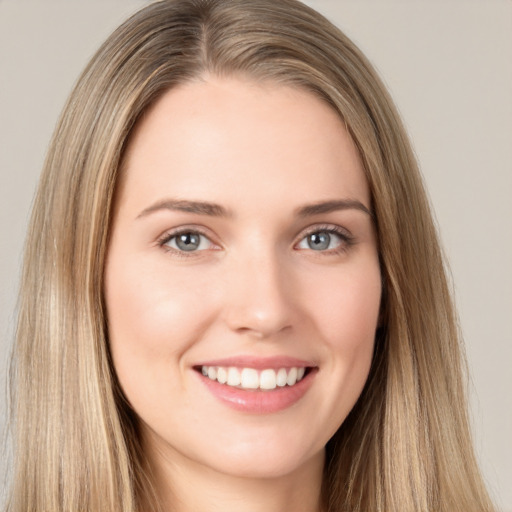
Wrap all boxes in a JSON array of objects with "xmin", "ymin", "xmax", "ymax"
[{"xmin": 1, "ymin": 0, "xmax": 511, "ymax": 509}]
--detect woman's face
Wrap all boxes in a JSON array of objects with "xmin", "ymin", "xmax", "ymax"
[{"xmin": 105, "ymin": 77, "xmax": 381, "ymax": 480}]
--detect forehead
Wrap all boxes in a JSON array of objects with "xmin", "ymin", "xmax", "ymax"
[{"xmin": 119, "ymin": 76, "xmax": 370, "ymax": 213}]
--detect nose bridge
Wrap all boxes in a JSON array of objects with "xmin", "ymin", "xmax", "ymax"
[{"xmin": 223, "ymin": 243, "xmax": 295, "ymax": 337}]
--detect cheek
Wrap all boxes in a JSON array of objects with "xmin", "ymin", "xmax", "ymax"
[
  {"xmin": 104, "ymin": 258, "xmax": 218, "ymax": 386},
  {"xmin": 310, "ymin": 262, "xmax": 381, "ymax": 347},
  {"xmin": 306, "ymin": 260, "xmax": 381, "ymax": 398}
]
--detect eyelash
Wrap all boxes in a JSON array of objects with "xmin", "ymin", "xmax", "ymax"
[
  {"xmin": 157, "ymin": 224, "xmax": 355, "ymax": 257},
  {"xmin": 157, "ymin": 226, "xmax": 216, "ymax": 258},
  {"xmin": 296, "ymin": 224, "xmax": 355, "ymax": 255}
]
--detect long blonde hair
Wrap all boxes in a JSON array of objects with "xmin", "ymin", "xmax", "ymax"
[{"xmin": 7, "ymin": 1, "xmax": 495, "ymax": 510}]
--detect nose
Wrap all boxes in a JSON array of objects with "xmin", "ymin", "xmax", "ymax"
[{"xmin": 223, "ymin": 251, "xmax": 297, "ymax": 339}]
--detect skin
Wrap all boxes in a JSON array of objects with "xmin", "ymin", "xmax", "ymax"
[{"xmin": 104, "ymin": 76, "xmax": 382, "ymax": 512}]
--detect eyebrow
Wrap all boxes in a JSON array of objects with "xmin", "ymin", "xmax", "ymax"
[
  {"xmin": 137, "ymin": 199, "xmax": 231, "ymax": 219},
  {"xmin": 296, "ymin": 199, "xmax": 372, "ymax": 218},
  {"xmin": 136, "ymin": 197, "xmax": 372, "ymax": 220}
]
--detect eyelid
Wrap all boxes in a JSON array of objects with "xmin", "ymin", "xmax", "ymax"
[
  {"xmin": 155, "ymin": 223, "xmax": 355, "ymax": 256},
  {"xmin": 297, "ymin": 223, "xmax": 354, "ymax": 241},
  {"xmin": 157, "ymin": 225, "xmax": 221, "ymax": 255},
  {"xmin": 294, "ymin": 223, "xmax": 355, "ymax": 252}
]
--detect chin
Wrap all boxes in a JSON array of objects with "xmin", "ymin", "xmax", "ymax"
[{"xmin": 198, "ymin": 437, "xmax": 325, "ymax": 480}]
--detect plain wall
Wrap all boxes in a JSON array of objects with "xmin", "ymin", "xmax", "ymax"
[{"xmin": 1, "ymin": 0, "xmax": 511, "ymax": 509}]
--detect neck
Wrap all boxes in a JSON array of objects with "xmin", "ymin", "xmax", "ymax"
[{"xmin": 143, "ymin": 438, "xmax": 325, "ymax": 512}]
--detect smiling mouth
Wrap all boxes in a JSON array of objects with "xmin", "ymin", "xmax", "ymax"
[{"xmin": 195, "ymin": 365, "xmax": 312, "ymax": 391}]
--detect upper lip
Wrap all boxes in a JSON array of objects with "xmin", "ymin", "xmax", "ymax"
[{"xmin": 194, "ymin": 355, "xmax": 317, "ymax": 370}]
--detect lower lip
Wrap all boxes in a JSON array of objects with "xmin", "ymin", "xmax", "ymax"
[{"xmin": 196, "ymin": 370, "xmax": 316, "ymax": 414}]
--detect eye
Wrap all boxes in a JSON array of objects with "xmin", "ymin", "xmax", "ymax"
[
  {"xmin": 161, "ymin": 230, "xmax": 213, "ymax": 253},
  {"xmin": 296, "ymin": 228, "xmax": 351, "ymax": 252}
]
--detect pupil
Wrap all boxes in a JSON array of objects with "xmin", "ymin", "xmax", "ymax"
[
  {"xmin": 177, "ymin": 233, "xmax": 200, "ymax": 251},
  {"xmin": 308, "ymin": 232, "xmax": 330, "ymax": 250}
]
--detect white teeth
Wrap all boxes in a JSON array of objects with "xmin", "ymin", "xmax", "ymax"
[
  {"xmin": 217, "ymin": 367, "xmax": 227, "ymax": 384},
  {"xmin": 241, "ymin": 368, "xmax": 259, "ymax": 389},
  {"xmin": 260, "ymin": 369, "xmax": 277, "ymax": 390},
  {"xmin": 276, "ymin": 368, "xmax": 288, "ymax": 387},
  {"xmin": 227, "ymin": 367, "xmax": 241, "ymax": 386},
  {"xmin": 286, "ymin": 367, "xmax": 298, "ymax": 386},
  {"xmin": 200, "ymin": 365, "xmax": 308, "ymax": 390}
]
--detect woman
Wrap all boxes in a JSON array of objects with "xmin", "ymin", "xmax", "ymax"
[{"xmin": 7, "ymin": 0, "xmax": 496, "ymax": 511}]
